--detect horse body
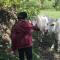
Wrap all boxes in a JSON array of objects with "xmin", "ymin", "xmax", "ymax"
[
  {"xmin": 36, "ymin": 15, "xmax": 49, "ymax": 32},
  {"xmin": 32, "ymin": 15, "xmax": 60, "ymax": 51},
  {"xmin": 47, "ymin": 18, "xmax": 60, "ymax": 52}
]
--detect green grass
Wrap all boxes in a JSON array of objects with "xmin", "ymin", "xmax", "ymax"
[{"xmin": 39, "ymin": 9, "xmax": 60, "ymax": 19}]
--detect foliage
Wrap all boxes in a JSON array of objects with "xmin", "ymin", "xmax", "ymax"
[
  {"xmin": 0, "ymin": 0, "xmax": 41, "ymax": 18},
  {"xmin": 53, "ymin": 0, "xmax": 60, "ymax": 10},
  {"xmin": 0, "ymin": 0, "xmax": 60, "ymax": 60},
  {"xmin": 0, "ymin": 0, "xmax": 60, "ymax": 17},
  {"xmin": 0, "ymin": 9, "xmax": 10, "ymax": 24},
  {"xmin": 43, "ymin": 0, "xmax": 55, "ymax": 9}
]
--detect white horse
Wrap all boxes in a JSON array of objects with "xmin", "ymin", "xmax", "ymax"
[
  {"xmin": 36, "ymin": 15, "xmax": 49, "ymax": 33},
  {"xmin": 48, "ymin": 18, "xmax": 60, "ymax": 52},
  {"xmin": 32, "ymin": 15, "xmax": 58, "ymax": 51},
  {"xmin": 32, "ymin": 15, "xmax": 49, "ymax": 33}
]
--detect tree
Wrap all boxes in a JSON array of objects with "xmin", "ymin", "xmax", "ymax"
[
  {"xmin": 54, "ymin": 0, "xmax": 59, "ymax": 8},
  {"xmin": 53, "ymin": 0, "xmax": 60, "ymax": 10},
  {"xmin": 0, "ymin": 0, "xmax": 41, "ymax": 18}
]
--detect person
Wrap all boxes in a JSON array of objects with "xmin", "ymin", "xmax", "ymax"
[{"xmin": 10, "ymin": 12, "xmax": 39, "ymax": 60}]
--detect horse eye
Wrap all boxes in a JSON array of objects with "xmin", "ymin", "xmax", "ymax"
[{"xmin": 50, "ymin": 24, "xmax": 54, "ymax": 26}]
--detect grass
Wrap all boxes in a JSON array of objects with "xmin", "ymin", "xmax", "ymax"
[{"xmin": 39, "ymin": 9, "xmax": 60, "ymax": 19}]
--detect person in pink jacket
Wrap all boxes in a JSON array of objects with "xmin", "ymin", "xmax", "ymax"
[{"xmin": 11, "ymin": 12, "xmax": 39, "ymax": 60}]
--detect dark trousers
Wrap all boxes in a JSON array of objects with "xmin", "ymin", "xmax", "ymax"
[{"xmin": 18, "ymin": 46, "xmax": 32, "ymax": 60}]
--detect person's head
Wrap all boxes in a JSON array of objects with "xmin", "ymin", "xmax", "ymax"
[{"xmin": 17, "ymin": 12, "xmax": 27, "ymax": 20}]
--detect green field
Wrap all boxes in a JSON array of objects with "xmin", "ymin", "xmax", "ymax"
[{"xmin": 40, "ymin": 10, "xmax": 60, "ymax": 19}]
